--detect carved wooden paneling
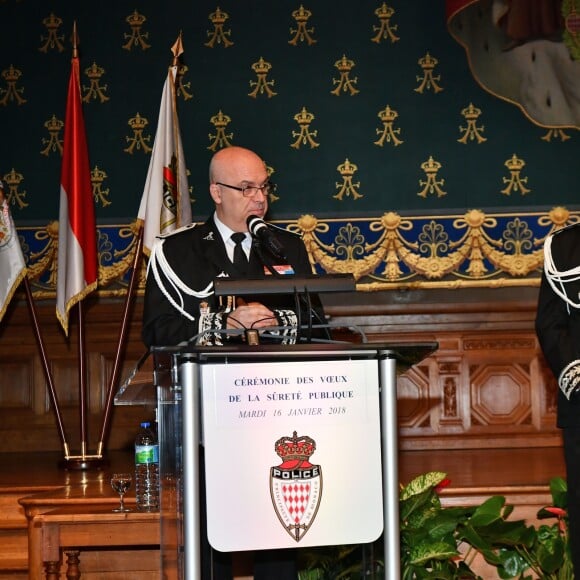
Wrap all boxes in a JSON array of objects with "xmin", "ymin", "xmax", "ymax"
[
  {"xmin": 470, "ymin": 363, "xmax": 531, "ymax": 426},
  {"xmin": 439, "ymin": 360, "xmax": 462, "ymax": 427},
  {"xmin": 0, "ymin": 352, "xmax": 35, "ymax": 409},
  {"xmin": 396, "ymin": 364, "xmax": 432, "ymax": 429},
  {"xmin": 0, "ymin": 287, "xmax": 562, "ymax": 453},
  {"xmin": 0, "ymin": 298, "xmax": 153, "ymax": 454}
]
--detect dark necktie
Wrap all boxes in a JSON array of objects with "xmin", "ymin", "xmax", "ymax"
[{"xmin": 231, "ymin": 232, "xmax": 248, "ymax": 274}]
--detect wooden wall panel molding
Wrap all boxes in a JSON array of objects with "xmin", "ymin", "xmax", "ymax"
[
  {"xmin": 0, "ymin": 298, "xmax": 153, "ymax": 453},
  {"xmin": 437, "ymin": 359, "xmax": 464, "ymax": 428},
  {"xmin": 0, "ymin": 352, "xmax": 35, "ymax": 409},
  {"xmin": 0, "ymin": 288, "xmax": 563, "ymax": 453},
  {"xmin": 469, "ymin": 363, "xmax": 531, "ymax": 426},
  {"xmin": 396, "ymin": 364, "xmax": 432, "ymax": 429}
]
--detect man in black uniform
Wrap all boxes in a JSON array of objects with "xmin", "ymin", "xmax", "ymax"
[
  {"xmin": 535, "ymin": 222, "xmax": 580, "ymax": 575},
  {"xmin": 143, "ymin": 145, "xmax": 319, "ymax": 348},
  {"xmin": 143, "ymin": 145, "xmax": 322, "ymax": 579}
]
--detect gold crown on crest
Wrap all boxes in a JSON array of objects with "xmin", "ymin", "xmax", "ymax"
[
  {"xmin": 421, "ymin": 156, "xmax": 442, "ymax": 173},
  {"xmin": 2, "ymin": 65, "xmax": 22, "ymax": 83},
  {"xmin": 292, "ymin": 5, "xmax": 312, "ymax": 21},
  {"xmin": 378, "ymin": 105, "xmax": 398, "ymax": 122},
  {"xmin": 43, "ymin": 13, "xmax": 63, "ymax": 30},
  {"xmin": 44, "ymin": 115, "xmax": 64, "ymax": 132},
  {"xmin": 334, "ymin": 55, "xmax": 355, "ymax": 72},
  {"xmin": 127, "ymin": 113, "xmax": 148, "ymax": 130},
  {"xmin": 275, "ymin": 431, "xmax": 316, "ymax": 461},
  {"xmin": 210, "ymin": 110, "xmax": 231, "ymax": 128},
  {"xmin": 338, "ymin": 158, "xmax": 358, "ymax": 176},
  {"xmin": 418, "ymin": 52, "xmax": 438, "ymax": 69},
  {"xmin": 375, "ymin": 3, "xmax": 395, "ymax": 19},
  {"xmin": 251, "ymin": 57, "xmax": 272, "ymax": 75},
  {"xmin": 126, "ymin": 10, "xmax": 146, "ymax": 27},
  {"xmin": 208, "ymin": 7, "xmax": 229, "ymax": 25},
  {"xmin": 3, "ymin": 168, "xmax": 23, "ymax": 187},
  {"xmin": 461, "ymin": 103, "xmax": 482, "ymax": 120},
  {"xmin": 294, "ymin": 107, "xmax": 315, "ymax": 124},
  {"xmin": 505, "ymin": 154, "xmax": 525, "ymax": 171},
  {"xmin": 91, "ymin": 165, "xmax": 108, "ymax": 183},
  {"xmin": 85, "ymin": 62, "xmax": 106, "ymax": 80}
]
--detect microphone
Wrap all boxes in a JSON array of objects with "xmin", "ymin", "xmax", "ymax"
[{"xmin": 247, "ymin": 215, "xmax": 286, "ymax": 260}]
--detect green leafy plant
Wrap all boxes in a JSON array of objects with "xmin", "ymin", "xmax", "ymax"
[{"xmin": 298, "ymin": 472, "xmax": 572, "ymax": 579}]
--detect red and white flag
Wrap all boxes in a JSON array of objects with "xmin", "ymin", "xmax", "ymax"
[
  {"xmin": 0, "ymin": 188, "xmax": 27, "ymax": 324},
  {"xmin": 137, "ymin": 65, "xmax": 191, "ymax": 255},
  {"xmin": 56, "ymin": 53, "xmax": 98, "ymax": 335}
]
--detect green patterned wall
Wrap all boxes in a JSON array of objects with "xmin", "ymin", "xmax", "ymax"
[{"xmin": 0, "ymin": 0, "xmax": 578, "ymax": 294}]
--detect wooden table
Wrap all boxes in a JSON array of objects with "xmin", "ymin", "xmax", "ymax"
[
  {"xmin": 17, "ymin": 463, "xmax": 161, "ymax": 580},
  {"xmin": 37, "ymin": 505, "xmax": 159, "ymax": 580}
]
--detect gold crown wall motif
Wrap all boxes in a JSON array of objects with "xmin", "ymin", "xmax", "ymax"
[
  {"xmin": 91, "ymin": 166, "xmax": 107, "ymax": 184},
  {"xmin": 461, "ymin": 103, "xmax": 482, "ymax": 120},
  {"xmin": 2, "ymin": 65, "xmax": 22, "ymax": 83},
  {"xmin": 3, "ymin": 168, "xmax": 24, "ymax": 188},
  {"xmin": 127, "ymin": 113, "xmax": 148, "ymax": 130},
  {"xmin": 421, "ymin": 156, "xmax": 441, "ymax": 173},
  {"xmin": 375, "ymin": 3, "xmax": 395, "ymax": 19},
  {"xmin": 251, "ymin": 57, "xmax": 272, "ymax": 75},
  {"xmin": 418, "ymin": 52, "xmax": 438, "ymax": 69},
  {"xmin": 208, "ymin": 6, "xmax": 229, "ymax": 25},
  {"xmin": 294, "ymin": 107, "xmax": 315, "ymax": 124},
  {"xmin": 210, "ymin": 110, "xmax": 231, "ymax": 127},
  {"xmin": 505, "ymin": 153, "xmax": 525, "ymax": 171},
  {"xmin": 85, "ymin": 62, "xmax": 106, "ymax": 80},
  {"xmin": 42, "ymin": 13, "xmax": 63, "ymax": 30},
  {"xmin": 292, "ymin": 5, "xmax": 312, "ymax": 22},
  {"xmin": 44, "ymin": 115, "xmax": 63, "ymax": 132},
  {"xmin": 126, "ymin": 9, "xmax": 146, "ymax": 27},
  {"xmin": 378, "ymin": 105, "xmax": 398, "ymax": 122},
  {"xmin": 338, "ymin": 158, "xmax": 358, "ymax": 176},
  {"xmin": 334, "ymin": 55, "xmax": 355, "ymax": 72},
  {"xmin": 275, "ymin": 431, "xmax": 316, "ymax": 461}
]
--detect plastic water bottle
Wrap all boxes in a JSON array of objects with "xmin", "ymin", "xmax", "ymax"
[{"xmin": 134, "ymin": 421, "xmax": 159, "ymax": 512}]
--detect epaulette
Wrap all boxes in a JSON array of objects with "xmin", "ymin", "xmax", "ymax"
[{"xmin": 156, "ymin": 222, "xmax": 197, "ymax": 239}]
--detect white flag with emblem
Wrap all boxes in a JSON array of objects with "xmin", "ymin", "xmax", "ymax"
[
  {"xmin": 0, "ymin": 193, "xmax": 27, "ymax": 323},
  {"xmin": 137, "ymin": 65, "xmax": 191, "ymax": 255}
]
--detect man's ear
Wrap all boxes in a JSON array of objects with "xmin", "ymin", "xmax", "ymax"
[{"xmin": 209, "ymin": 183, "xmax": 222, "ymax": 205}]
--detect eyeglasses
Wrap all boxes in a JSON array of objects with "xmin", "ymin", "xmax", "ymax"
[{"xmin": 215, "ymin": 181, "xmax": 277, "ymax": 198}]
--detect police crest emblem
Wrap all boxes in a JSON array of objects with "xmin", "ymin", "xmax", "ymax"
[{"xmin": 270, "ymin": 430, "xmax": 322, "ymax": 542}]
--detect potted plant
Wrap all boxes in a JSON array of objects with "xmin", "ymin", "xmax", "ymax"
[{"xmin": 298, "ymin": 472, "xmax": 572, "ymax": 579}]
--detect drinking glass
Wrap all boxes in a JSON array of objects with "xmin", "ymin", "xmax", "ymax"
[{"xmin": 110, "ymin": 472, "xmax": 132, "ymax": 512}]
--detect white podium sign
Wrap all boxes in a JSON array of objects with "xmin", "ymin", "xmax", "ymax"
[{"xmin": 201, "ymin": 357, "xmax": 384, "ymax": 551}]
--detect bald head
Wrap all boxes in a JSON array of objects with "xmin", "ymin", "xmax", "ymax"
[
  {"xmin": 209, "ymin": 146, "xmax": 266, "ymax": 184},
  {"xmin": 208, "ymin": 146, "xmax": 270, "ymax": 232}
]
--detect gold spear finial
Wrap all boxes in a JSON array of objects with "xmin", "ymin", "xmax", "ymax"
[
  {"xmin": 72, "ymin": 21, "xmax": 79, "ymax": 59},
  {"xmin": 171, "ymin": 31, "xmax": 184, "ymax": 65}
]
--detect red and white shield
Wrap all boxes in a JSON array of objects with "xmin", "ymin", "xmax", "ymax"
[{"xmin": 270, "ymin": 462, "xmax": 322, "ymax": 542}]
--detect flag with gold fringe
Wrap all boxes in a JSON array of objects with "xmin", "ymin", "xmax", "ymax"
[
  {"xmin": 0, "ymin": 184, "xmax": 27, "ymax": 324},
  {"xmin": 137, "ymin": 49, "xmax": 191, "ymax": 256},
  {"xmin": 56, "ymin": 45, "xmax": 98, "ymax": 335}
]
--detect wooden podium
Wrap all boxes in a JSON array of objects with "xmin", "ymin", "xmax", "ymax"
[{"xmin": 152, "ymin": 342, "xmax": 437, "ymax": 580}]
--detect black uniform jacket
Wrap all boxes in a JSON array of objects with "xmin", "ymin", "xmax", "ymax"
[
  {"xmin": 536, "ymin": 223, "xmax": 580, "ymax": 427},
  {"xmin": 142, "ymin": 215, "xmax": 322, "ymax": 348}
]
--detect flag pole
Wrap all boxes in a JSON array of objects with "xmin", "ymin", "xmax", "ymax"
[
  {"xmin": 77, "ymin": 300, "xmax": 88, "ymax": 455},
  {"xmin": 171, "ymin": 31, "xmax": 185, "ymax": 221},
  {"xmin": 22, "ymin": 276, "xmax": 71, "ymax": 456},
  {"xmin": 96, "ymin": 224, "xmax": 144, "ymax": 456},
  {"xmin": 96, "ymin": 33, "xmax": 186, "ymax": 456}
]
